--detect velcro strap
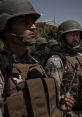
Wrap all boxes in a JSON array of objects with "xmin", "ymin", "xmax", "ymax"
[{"xmin": 26, "ymin": 78, "xmax": 49, "ymax": 117}]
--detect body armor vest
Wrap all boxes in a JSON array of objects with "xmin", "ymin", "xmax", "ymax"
[
  {"xmin": 61, "ymin": 54, "xmax": 82, "ymax": 110},
  {"xmin": 0, "ymin": 51, "xmax": 62, "ymax": 117}
]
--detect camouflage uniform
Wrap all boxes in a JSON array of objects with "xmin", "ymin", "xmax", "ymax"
[
  {"xmin": 46, "ymin": 39, "xmax": 64, "ymax": 88},
  {"xmin": 46, "ymin": 20, "xmax": 82, "ymax": 116},
  {"xmin": 46, "ymin": 54, "xmax": 64, "ymax": 88}
]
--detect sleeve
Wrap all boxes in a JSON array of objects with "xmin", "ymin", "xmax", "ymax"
[{"xmin": 46, "ymin": 55, "xmax": 64, "ymax": 88}]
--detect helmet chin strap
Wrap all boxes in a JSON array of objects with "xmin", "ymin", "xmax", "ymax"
[
  {"xmin": 62, "ymin": 40, "xmax": 81, "ymax": 53},
  {"xmin": 72, "ymin": 44, "xmax": 82, "ymax": 53},
  {"xmin": 9, "ymin": 32, "xmax": 36, "ymax": 46},
  {"xmin": 7, "ymin": 32, "xmax": 36, "ymax": 55},
  {"xmin": 72, "ymin": 44, "xmax": 81, "ymax": 49},
  {"xmin": 9, "ymin": 33, "xmax": 23, "ymax": 42},
  {"xmin": 9, "ymin": 33, "xmax": 29, "ymax": 47}
]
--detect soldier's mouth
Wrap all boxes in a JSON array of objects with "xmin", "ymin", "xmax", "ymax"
[{"xmin": 72, "ymin": 41, "xmax": 79, "ymax": 46}]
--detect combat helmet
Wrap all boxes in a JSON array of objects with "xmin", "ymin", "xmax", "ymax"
[
  {"xmin": 57, "ymin": 20, "xmax": 82, "ymax": 41},
  {"xmin": 36, "ymin": 37, "xmax": 48, "ymax": 47},
  {"xmin": 0, "ymin": 0, "xmax": 40, "ymax": 31},
  {"xmin": 48, "ymin": 39, "xmax": 59, "ymax": 48}
]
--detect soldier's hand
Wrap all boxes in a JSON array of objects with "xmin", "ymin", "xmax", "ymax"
[
  {"xmin": 60, "ymin": 92, "xmax": 75, "ymax": 111},
  {"xmin": 64, "ymin": 92, "xmax": 75, "ymax": 111}
]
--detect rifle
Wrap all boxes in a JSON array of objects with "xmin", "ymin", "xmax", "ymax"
[
  {"xmin": 67, "ymin": 63, "xmax": 78, "ymax": 93},
  {"xmin": 62, "ymin": 63, "xmax": 78, "ymax": 117}
]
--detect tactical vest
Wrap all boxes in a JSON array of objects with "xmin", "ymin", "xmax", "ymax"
[
  {"xmin": 61, "ymin": 54, "xmax": 82, "ymax": 110},
  {"xmin": 0, "ymin": 52, "xmax": 62, "ymax": 117}
]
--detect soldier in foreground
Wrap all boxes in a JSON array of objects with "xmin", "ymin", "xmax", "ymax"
[
  {"xmin": 0, "ymin": 0, "xmax": 74, "ymax": 117},
  {"xmin": 46, "ymin": 20, "xmax": 82, "ymax": 116}
]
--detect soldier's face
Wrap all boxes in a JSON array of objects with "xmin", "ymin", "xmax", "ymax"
[
  {"xmin": 65, "ymin": 32, "xmax": 80, "ymax": 47},
  {"xmin": 8, "ymin": 16, "xmax": 37, "ymax": 45}
]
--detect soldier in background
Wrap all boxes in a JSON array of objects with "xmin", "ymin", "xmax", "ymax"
[
  {"xmin": 46, "ymin": 39, "xmax": 64, "ymax": 88},
  {"xmin": 32, "ymin": 37, "xmax": 49, "ymax": 67},
  {"xmin": 46, "ymin": 20, "xmax": 82, "ymax": 116},
  {"xmin": 47, "ymin": 39, "xmax": 62, "ymax": 56},
  {"xmin": 0, "ymin": 0, "xmax": 74, "ymax": 116},
  {"xmin": 57, "ymin": 20, "xmax": 82, "ymax": 116}
]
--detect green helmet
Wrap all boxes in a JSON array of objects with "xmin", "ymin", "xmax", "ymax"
[
  {"xmin": 36, "ymin": 37, "xmax": 48, "ymax": 46},
  {"xmin": 0, "ymin": 0, "xmax": 40, "ymax": 31},
  {"xmin": 48, "ymin": 39, "xmax": 59, "ymax": 48},
  {"xmin": 57, "ymin": 20, "xmax": 82, "ymax": 41}
]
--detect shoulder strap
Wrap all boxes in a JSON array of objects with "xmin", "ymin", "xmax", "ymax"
[{"xmin": 0, "ymin": 50, "xmax": 13, "ymax": 97}]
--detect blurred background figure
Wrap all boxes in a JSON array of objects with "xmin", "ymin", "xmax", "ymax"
[
  {"xmin": 48, "ymin": 38, "xmax": 61, "ymax": 55},
  {"xmin": 32, "ymin": 37, "xmax": 49, "ymax": 67}
]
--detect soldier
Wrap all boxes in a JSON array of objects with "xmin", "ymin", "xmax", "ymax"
[
  {"xmin": 58, "ymin": 20, "xmax": 82, "ymax": 116},
  {"xmin": 47, "ymin": 39, "xmax": 62, "ymax": 57},
  {"xmin": 0, "ymin": 0, "xmax": 74, "ymax": 117},
  {"xmin": 46, "ymin": 39, "xmax": 64, "ymax": 88},
  {"xmin": 46, "ymin": 20, "xmax": 82, "ymax": 116},
  {"xmin": 32, "ymin": 37, "xmax": 49, "ymax": 67},
  {"xmin": 48, "ymin": 39, "xmax": 60, "ymax": 51}
]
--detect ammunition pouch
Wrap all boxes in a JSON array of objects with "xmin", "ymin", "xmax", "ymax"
[
  {"xmin": 0, "ymin": 51, "xmax": 62, "ymax": 117},
  {"xmin": 3, "ymin": 78, "xmax": 62, "ymax": 117}
]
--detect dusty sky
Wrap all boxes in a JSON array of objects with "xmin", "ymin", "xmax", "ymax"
[{"xmin": 30, "ymin": 0, "xmax": 82, "ymax": 26}]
